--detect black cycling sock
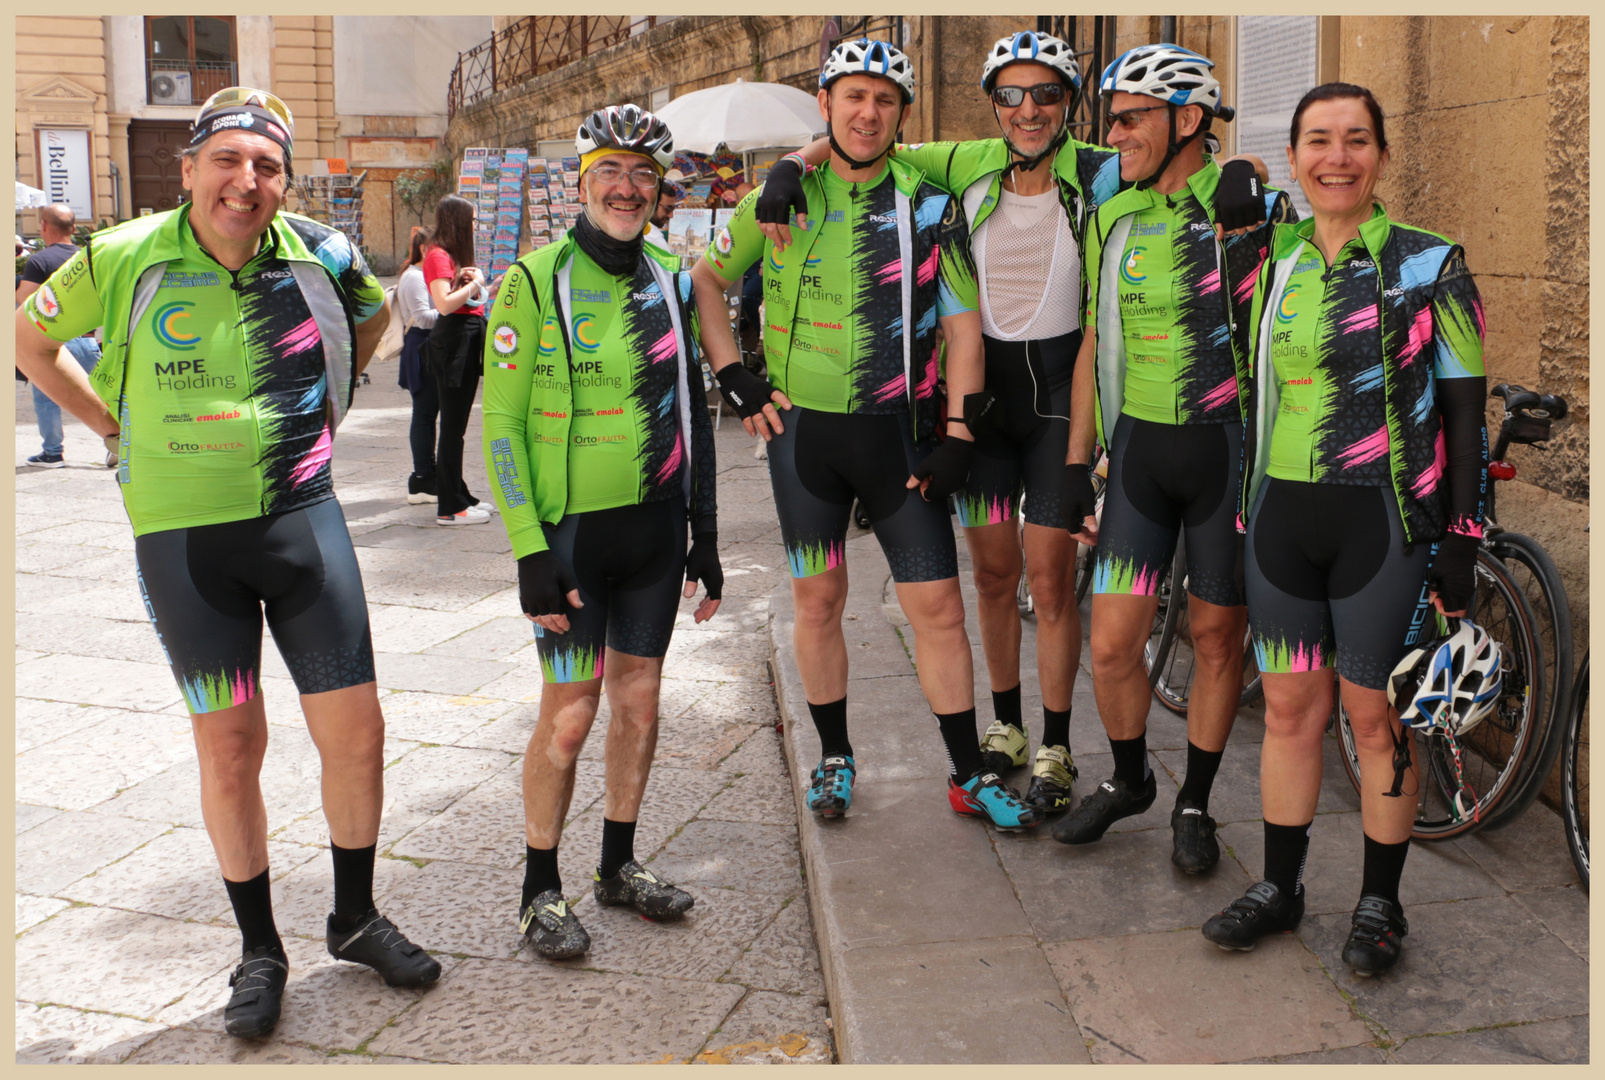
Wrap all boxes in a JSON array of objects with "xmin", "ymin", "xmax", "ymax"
[
  {"xmin": 1359, "ymin": 833, "xmax": 1411, "ymax": 907},
  {"xmin": 935, "ymin": 707, "xmax": 985, "ymax": 781},
  {"xmin": 329, "ymin": 842, "xmax": 377, "ymax": 930},
  {"xmin": 991, "ymin": 684, "xmax": 1022, "ymax": 731},
  {"xmin": 523, "ymin": 845, "xmax": 561, "ymax": 911},
  {"xmin": 1042, "ymin": 705, "xmax": 1072, "ymax": 752},
  {"xmin": 598, "ymin": 818, "xmax": 637, "ymax": 880},
  {"xmin": 224, "ymin": 868, "xmax": 283, "ymax": 957},
  {"xmin": 808, "ymin": 698, "xmax": 853, "ymax": 759},
  {"xmin": 1109, "ymin": 733, "xmax": 1151, "ymax": 787},
  {"xmin": 1176, "ymin": 741, "xmax": 1225, "ymax": 811},
  {"xmin": 1263, "ymin": 820, "xmax": 1313, "ymax": 899}
]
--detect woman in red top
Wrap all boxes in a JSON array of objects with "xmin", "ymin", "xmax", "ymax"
[{"xmin": 424, "ymin": 194, "xmax": 492, "ymax": 525}]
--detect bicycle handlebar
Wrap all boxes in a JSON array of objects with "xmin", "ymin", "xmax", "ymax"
[{"xmin": 1491, "ymin": 382, "xmax": 1569, "ymax": 421}]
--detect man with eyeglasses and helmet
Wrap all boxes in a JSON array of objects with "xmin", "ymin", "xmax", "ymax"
[
  {"xmin": 14, "ymin": 87, "xmax": 438, "ymax": 1039},
  {"xmin": 757, "ymin": 32, "xmax": 1271, "ymax": 821},
  {"xmin": 695, "ymin": 38, "xmax": 1046, "ymax": 833},
  {"xmin": 1057, "ymin": 45, "xmax": 1295, "ymax": 872},
  {"xmin": 481, "ymin": 104, "xmax": 722, "ymax": 961}
]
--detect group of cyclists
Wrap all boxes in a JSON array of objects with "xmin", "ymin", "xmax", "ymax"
[{"xmin": 14, "ymin": 25, "xmax": 1492, "ymax": 1043}]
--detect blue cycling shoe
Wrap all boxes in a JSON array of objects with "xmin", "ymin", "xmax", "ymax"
[
  {"xmin": 949, "ymin": 771, "xmax": 1043, "ymax": 831},
  {"xmin": 806, "ymin": 755, "xmax": 856, "ymax": 818}
]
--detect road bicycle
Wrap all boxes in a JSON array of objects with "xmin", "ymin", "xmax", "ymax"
[
  {"xmin": 1469, "ymin": 384, "xmax": 1574, "ymax": 830},
  {"xmin": 1144, "ymin": 538, "xmax": 1263, "ymax": 714}
]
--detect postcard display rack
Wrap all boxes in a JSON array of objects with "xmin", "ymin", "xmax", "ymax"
[
  {"xmin": 297, "ymin": 172, "xmax": 370, "ymax": 265},
  {"xmin": 526, "ymin": 156, "xmax": 583, "ymax": 250},
  {"xmin": 457, "ymin": 147, "xmax": 530, "ymax": 284}
]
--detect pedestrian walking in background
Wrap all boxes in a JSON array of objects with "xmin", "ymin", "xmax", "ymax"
[
  {"xmin": 395, "ymin": 227, "xmax": 442, "ymax": 504},
  {"xmin": 16, "ymin": 202, "xmax": 106, "ymax": 468}
]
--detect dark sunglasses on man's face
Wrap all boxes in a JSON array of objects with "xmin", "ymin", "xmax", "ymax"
[{"xmin": 991, "ymin": 82, "xmax": 1068, "ymax": 108}]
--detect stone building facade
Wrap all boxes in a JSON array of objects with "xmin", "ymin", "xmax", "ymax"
[
  {"xmin": 15, "ymin": 15, "xmax": 490, "ymax": 273},
  {"xmin": 446, "ymin": 14, "xmax": 1589, "ymax": 653}
]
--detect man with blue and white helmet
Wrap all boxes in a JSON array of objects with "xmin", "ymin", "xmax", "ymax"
[
  {"xmin": 695, "ymin": 38, "xmax": 1046, "ymax": 834},
  {"xmin": 1056, "ymin": 42, "xmax": 1295, "ymax": 872},
  {"xmin": 756, "ymin": 32, "xmax": 1269, "ymax": 820}
]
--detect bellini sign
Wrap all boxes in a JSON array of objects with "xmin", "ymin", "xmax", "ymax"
[{"xmin": 37, "ymin": 128, "xmax": 93, "ymax": 219}]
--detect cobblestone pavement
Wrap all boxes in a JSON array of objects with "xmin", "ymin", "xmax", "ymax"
[{"xmin": 14, "ymin": 354, "xmax": 835, "ymax": 1064}]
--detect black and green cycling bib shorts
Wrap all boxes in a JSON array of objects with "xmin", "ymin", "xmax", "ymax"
[{"xmin": 134, "ymin": 500, "xmax": 376, "ymax": 714}]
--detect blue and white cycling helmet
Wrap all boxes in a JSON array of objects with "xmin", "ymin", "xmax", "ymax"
[
  {"xmin": 1389, "ymin": 620, "xmax": 1503, "ymax": 737},
  {"xmin": 820, "ymin": 38, "xmax": 916, "ymax": 103},
  {"xmin": 1099, "ymin": 44, "xmax": 1231, "ymax": 120},
  {"xmin": 981, "ymin": 31, "xmax": 1081, "ymax": 93}
]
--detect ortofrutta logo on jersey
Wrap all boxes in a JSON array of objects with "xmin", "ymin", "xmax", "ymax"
[
  {"xmin": 154, "ymin": 301, "xmax": 202, "ymax": 349},
  {"xmin": 571, "ymin": 313, "xmax": 601, "ymax": 353},
  {"xmin": 1120, "ymin": 247, "xmax": 1147, "ymax": 285},
  {"xmin": 34, "ymin": 284, "xmax": 60, "ymax": 319},
  {"xmin": 492, "ymin": 325, "xmax": 518, "ymax": 355},
  {"xmin": 1275, "ymin": 283, "xmax": 1301, "ymax": 324}
]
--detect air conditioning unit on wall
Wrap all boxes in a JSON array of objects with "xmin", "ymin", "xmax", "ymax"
[{"xmin": 150, "ymin": 71, "xmax": 192, "ymax": 106}]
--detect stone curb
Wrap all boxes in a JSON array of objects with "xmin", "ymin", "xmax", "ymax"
[{"xmin": 767, "ymin": 544, "xmax": 1085, "ymax": 1064}]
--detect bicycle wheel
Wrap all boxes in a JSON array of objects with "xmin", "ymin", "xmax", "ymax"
[
  {"xmin": 1147, "ymin": 541, "xmax": 1263, "ymax": 714},
  {"xmin": 1336, "ymin": 549, "xmax": 1544, "ymax": 840},
  {"xmin": 1562, "ymin": 649, "xmax": 1588, "ymax": 891},
  {"xmin": 1142, "ymin": 543, "xmax": 1184, "ymax": 699},
  {"xmin": 1476, "ymin": 532, "xmax": 1573, "ymax": 829}
]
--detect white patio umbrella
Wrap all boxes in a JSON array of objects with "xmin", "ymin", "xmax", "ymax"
[
  {"xmin": 653, "ymin": 79, "xmax": 824, "ymax": 154},
  {"xmin": 16, "ymin": 181, "xmax": 50, "ymax": 210}
]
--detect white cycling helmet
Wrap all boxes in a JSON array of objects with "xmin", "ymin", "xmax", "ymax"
[
  {"xmin": 1099, "ymin": 44, "xmax": 1231, "ymax": 119},
  {"xmin": 981, "ymin": 31, "xmax": 1081, "ymax": 93},
  {"xmin": 820, "ymin": 37, "xmax": 916, "ymax": 103},
  {"xmin": 1389, "ymin": 620, "xmax": 1503, "ymax": 737},
  {"xmin": 575, "ymin": 104, "xmax": 675, "ymax": 171}
]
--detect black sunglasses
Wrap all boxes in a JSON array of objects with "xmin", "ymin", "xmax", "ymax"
[
  {"xmin": 991, "ymin": 82, "xmax": 1068, "ymax": 108},
  {"xmin": 1105, "ymin": 104, "xmax": 1168, "ymax": 131}
]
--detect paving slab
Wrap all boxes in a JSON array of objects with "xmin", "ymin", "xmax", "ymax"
[
  {"xmin": 14, "ymin": 810, "xmax": 172, "ymax": 896},
  {"xmin": 15, "ymin": 906, "xmax": 238, "ymax": 1019},
  {"xmin": 1298, "ymin": 894, "xmax": 1591, "ymax": 1039},
  {"xmin": 1043, "ymin": 930, "xmax": 1371, "ymax": 1063},
  {"xmin": 847, "ymin": 937, "xmax": 1094, "ymax": 1063},
  {"xmin": 722, "ymin": 894, "xmax": 826, "ymax": 996},
  {"xmin": 14, "ymin": 707, "xmax": 206, "ymax": 811},
  {"xmin": 1389, "ymin": 1014, "xmax": 1589, "ymax": 1064},
  {"xmin": 691, "ymin": 989, "xmax": 834, "ymax": 1064},
  {"xmin": 14, "ymin": 1003, "xmax": 169, "ymax": 1065},
  {"xmin": 15, "ymin": 893, "xmax": 72, "ymax": 935},
  {"xmin": 365, "ymin": 958, "xmax": 745, "ymax": 1064}
]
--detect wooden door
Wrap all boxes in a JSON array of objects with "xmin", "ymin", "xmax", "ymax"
[{"xmin": 128, "ymin": 119, "xmax": 192, "ymax": 216}]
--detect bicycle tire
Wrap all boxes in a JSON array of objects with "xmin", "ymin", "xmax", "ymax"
[
  {"xmin": 1336, "ymin": 548, "xmax": 1544, "ymax": 840},
  {"xmin": 1143, "ymin": 543, "xmax": 1183, "ymax": 696},
  {"xmin": 1476, "ymin": 532, "xmax": 1573, "ymax": 829},
  {"xmin": 1146, "ymin": 540, "xmax": 1263, "ymax": 714},
  {"xmin": 1562, "ymin": 649, "xmax": 1588, "ymax": 891}
]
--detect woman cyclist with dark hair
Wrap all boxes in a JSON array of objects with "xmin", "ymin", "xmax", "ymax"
[{"xmin": 1202, "ymin": 83, "xmax": 1488, "ymax": 976}]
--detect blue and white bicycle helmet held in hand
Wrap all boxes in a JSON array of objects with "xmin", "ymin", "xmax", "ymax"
[{"xmin": 1389, "ymin": 620, "xmax": 1503, "ymax": 737}]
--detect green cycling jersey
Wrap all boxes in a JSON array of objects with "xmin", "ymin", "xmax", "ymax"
[
  {"xmin": 22, "ymin": 205, "xmax": 384, "ymax": 536},
  {"xmin": 481, "ymin": 234, "xmax": 717, "ymax": 558}
]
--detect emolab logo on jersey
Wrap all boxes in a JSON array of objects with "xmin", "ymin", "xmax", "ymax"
[
  {"xmin": 570, "ymin": 314, "xmax": 601, "ymax": 353},
  {"xmin": 1276, "ymin": 284, "xmax": 1301, "ymax": 324},
  {"xmin": 154, "ymin": 302, "xmax": 202, "ymax": 349},
  {"xmin": 1120, "ymin": 248, "xmax": 1147, "ymax": 286}
]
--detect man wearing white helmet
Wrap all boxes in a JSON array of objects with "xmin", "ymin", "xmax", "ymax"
[
  {"xmin": 1056, "ymin": 44, "xmax": 1295, "ymax": 872},
  {"xmin": 483, "ymin": 104, "xmax": 723, "ymax": 960},
  {"xmin": 694, "ymin": 39, "xmax": 1044, "ymax": 832},
  {"xmin": 759, "ymin": 32, "xmax": 1271, "ymax": 818}
]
